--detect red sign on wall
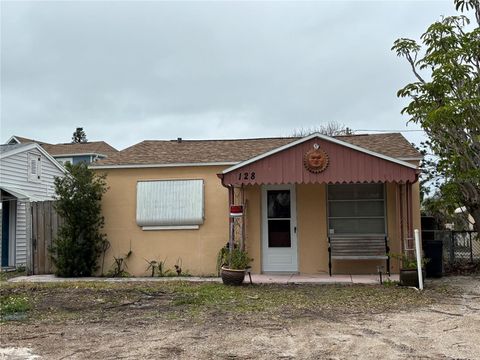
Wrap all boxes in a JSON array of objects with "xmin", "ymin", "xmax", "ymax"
[{"xmin": 230, "ymin": 205, "xmax": 244, "ymax": 217}]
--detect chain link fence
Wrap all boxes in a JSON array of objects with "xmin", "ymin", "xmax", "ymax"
[{"xmin": 425, "ymin": 230, "xmax": 480, "ymax": 272}]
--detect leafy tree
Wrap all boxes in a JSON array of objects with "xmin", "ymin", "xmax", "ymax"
[
  {"xmin": 392, "ymin": 0, "xmax": 480, "ymax": 231},
  {"xmin": 72, "ymin": 127, "xmax": 87, "ymax": 143},
  {"xmin": 50, "ymin": 162, "xmax": 108, "ymax": 277},
  {"xmin": 292, "ymin": 121, "xmax": 354, "ymax": 137}
]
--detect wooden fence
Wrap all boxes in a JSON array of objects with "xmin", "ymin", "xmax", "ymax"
[{"xmin": 31, "ymin": 201, "xmax": 62, "ymax": 275}]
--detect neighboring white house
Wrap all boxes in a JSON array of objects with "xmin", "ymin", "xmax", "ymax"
[{"xmin": 0, "ymin": 143, "xmax": 65, "ymax": 269}]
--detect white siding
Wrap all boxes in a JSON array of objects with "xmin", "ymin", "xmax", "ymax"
[
  {"xmin": 1, "ymin": 148, "xmax": 64, "ymax": 266},
  {"xmin": 15, "ymin": 201, "xmax": 27, "ymax": 265},
  {"xmin": 0, "ymin": 149, "xmax": 63, "ymax": 199},
  {"xmin": 0, "ymin": 208, "xmax": 2, "ymax": 265}
]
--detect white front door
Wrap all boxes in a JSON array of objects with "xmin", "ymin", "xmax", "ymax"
[{"xmin": 262, "ymin": 184, "xmax": 298, "ymax": 272}]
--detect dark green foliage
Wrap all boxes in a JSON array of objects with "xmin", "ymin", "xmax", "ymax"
[
  {"xmin": 392, "ymin": 0, "xmax": 480, "ymax": 230},
  {"xmin": 389, "ymin": 253, "xmax": 430, "ymax": 270},
  {"xmin": 50, "ymin": 162, "xmax": 108, "ymax": 277},
  {"xmin": 217, "ymin": 244, "xmax": 252, "ymax": 271},
  {"xmin": 71, "ymin": 127, "xmax": 87, "ymax": 143}
]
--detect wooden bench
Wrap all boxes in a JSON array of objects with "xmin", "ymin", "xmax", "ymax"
[{"xmin": 328, "ymin": 235, "xmax": 390, "ymax": 276}]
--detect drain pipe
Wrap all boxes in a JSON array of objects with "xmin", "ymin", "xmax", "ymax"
[
  {"xmin": 414, "ymin": 229, "xmax": 424, "ymax": 290},
  {"xmin": 217, "ymin": 173, "xmax": 234, "ymax": 253}
]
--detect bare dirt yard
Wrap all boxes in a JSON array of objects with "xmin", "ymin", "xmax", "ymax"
[{"xmin": 1, "ymin": 276, "xmax": 479, "ymax": 359}]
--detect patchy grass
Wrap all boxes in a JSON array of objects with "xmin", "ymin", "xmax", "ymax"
[
  {"xmin": 0, "ymin": 268, "xmax": 27, "ymax": 282},
  {"xmin": 0, "ymin": 280, "xmax": 439, "ymax": 324},
  {"xmin": 0, "ymin": 294, "xmax": 31, "ymax": 319}
]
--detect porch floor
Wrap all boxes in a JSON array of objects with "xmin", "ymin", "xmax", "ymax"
[{"xmin": 8, "ymin": 273, "xmax": 399, "ymax": 285}]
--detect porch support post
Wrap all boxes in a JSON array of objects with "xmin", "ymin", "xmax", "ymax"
[
  {"xmin": 228, "ymin": 186, "xmax": 234, "ymax": 253},
  {"xmin": 385, "ymin": 235, "xmax": 390, "ymax": 276},
  {"xmin": 328, "ymin": 236, "xmax": 332, "ymax": 276},
  {"xmin": 407, "ymin": 181, "xmax": 414, "ymax": 255}
]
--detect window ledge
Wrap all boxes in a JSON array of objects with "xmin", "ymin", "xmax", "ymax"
[{"xmin": 142, "ymin": 225, "xmax": 200, "ymax": 231}]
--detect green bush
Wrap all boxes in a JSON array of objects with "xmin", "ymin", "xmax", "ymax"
[{"xmin": 50, "ymin": 162, "xmax": 108, "ymax": 277}]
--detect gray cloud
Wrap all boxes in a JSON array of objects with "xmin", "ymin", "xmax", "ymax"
[{"xmin": 1, "ymin": 1, "xmax": 454, "ymax": 149}]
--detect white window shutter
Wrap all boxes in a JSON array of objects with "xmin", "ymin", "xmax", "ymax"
[{"xmin": 136, "ymin": 179, "xmax": 204, "ymax": 229}]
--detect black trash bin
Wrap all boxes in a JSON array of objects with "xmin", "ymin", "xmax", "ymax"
[{"xmin": 423, "ymin": 240, "xmax": 443, "ymax": 278}]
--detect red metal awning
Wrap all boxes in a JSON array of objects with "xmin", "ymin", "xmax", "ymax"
[{"xmin": 219, "ymin": 135, "xmax": 419, "ymax": 186}]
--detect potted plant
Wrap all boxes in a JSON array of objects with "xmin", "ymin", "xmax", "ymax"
[
  {"xmin": 390, "ymin": 253, "xmax": 428, "ymax": 287},
  {"xmin": 217, "ymin": 244, "xmax": 252, "ymax": 286}
]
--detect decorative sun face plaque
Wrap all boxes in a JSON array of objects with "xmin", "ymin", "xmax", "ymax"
[{"xmin": 304, "ymin": 143, "xmax": 329, "ymax": 173}]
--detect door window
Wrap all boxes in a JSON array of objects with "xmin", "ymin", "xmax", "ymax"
[{"xmin": 267, "ymin": 190, "xmax": 291, "ymax": 247}]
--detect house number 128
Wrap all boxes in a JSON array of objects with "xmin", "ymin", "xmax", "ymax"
[{"xmin": 238, "ymin": 172, "xmax": 256, "ymax": 180}]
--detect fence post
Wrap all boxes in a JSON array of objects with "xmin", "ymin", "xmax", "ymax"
[
  {"xmin": 449, "ymin": 231, "xmax": 455, "ymax": 265},
  {"xmin": 414, "ymin": 229, "xmax": 424, "ymax": 290},
  {"xmin": 469, "ymin": 232, "xmax": 473, "ymax": 263}
]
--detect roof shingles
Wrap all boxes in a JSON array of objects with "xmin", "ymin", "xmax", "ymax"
[
  {"xmin": 93, "ymin": 133, "xmax": 421, "ymax": 167},
  {"xmin": 41, "ymin": 142, "xmax": 118, "ymax": 157}
]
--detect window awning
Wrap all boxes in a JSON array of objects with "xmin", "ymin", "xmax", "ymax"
[
  {"xmin": 0, "ymin": 186, "xmax": 53, "ymax": 202},
  {"xmin": 219, "ymin": 134, "xmax": 419, "ymax": 186}
]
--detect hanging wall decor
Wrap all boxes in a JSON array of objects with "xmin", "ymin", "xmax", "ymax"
[{"xmin": 304, "ymin": 143, "xmax": 329, "ymax": 173}]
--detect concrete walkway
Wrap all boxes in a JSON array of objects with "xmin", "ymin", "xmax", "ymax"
[{"xmin": 8, "ymin": 273, "xmax": 399, "ymax": 285}]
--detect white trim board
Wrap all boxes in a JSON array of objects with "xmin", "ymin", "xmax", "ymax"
[
  {"xmin": 53, "ymin": 152, "xmax": 108, "ymax": 158},
  {"xmin": 90, "ymin": 161, "xmax": 238, "ymax": 170}
]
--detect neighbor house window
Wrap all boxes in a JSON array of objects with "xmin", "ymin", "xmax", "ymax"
[
  {"xmin": 136, "ymin": 179, "xmax": 204, "ymax": 230},
  {"xmin": 328, "ymin": 183, "xmax": 385, "ymax": 235},
  {"xmin": 28, "ymin": 153, "xmax": 41, "ymax": 182},
  {"xmin": 56, "ymin": 157, "xmax": 73, "ymax": 166}
]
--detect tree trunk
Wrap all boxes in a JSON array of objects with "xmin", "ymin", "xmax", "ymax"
[{"xmin": 469, "ymin": 207, "xmax": 480, "ymax": 232}]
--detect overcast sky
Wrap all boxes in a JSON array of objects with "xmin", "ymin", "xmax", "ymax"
[{"xmin": 1, "ymin": 0, "xmax": 454, "ymax": 150}]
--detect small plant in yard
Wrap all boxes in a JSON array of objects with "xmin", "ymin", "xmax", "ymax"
[
  {"xmin": 0, "ymin": 268, "xmax": 27, "ymax": 282},
  {"xmin": 389, "ymin": 253, "xmax": 429, "ymax": 270},
  {"xmin": 217, "ymin": 243, "xmax": 253, "ymax": 285},
  {"xmin": 0, "ymin": 295, "xmax": 30, "ymax": 317},
  {"xmin": 145, "ymin": 257, "xmax": 187, "ymax": 277},
  {"xmin": 390, "ymin": 253, "xmax": 429, "ymax": 287},
  {"xmin": 157, "ymin": 258, "xmax": 174, "ymax": 277},
  {"xmin": 107, "ymin": 250, "xmax": 132, "ymax": 277},
  {"xmin": 217, "ymin": 244, "xmax": 253, "ymax": 271},
  {"xmin": 382, "ymin": 279, "xmax": 400, "ymax": 287},
  {"xmin": 145, "ymin": 259, "xmax": 158, "ymax": 277},
  {"xmin": 174, "ymin": 257, "xmax": 183, "ymax": 276}
]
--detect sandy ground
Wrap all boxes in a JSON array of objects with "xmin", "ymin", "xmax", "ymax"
[{"xmin": 1, "ymin": 276, "xmax": 479, "ymax": 360}]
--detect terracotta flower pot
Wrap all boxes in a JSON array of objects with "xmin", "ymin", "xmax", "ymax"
[{"xmin": 221, "ymin": 267, "xmax": 246, "ymax": 286}]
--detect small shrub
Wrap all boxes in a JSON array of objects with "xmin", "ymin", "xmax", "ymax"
[
  {"xmin": 389, "ymin": 253, "xmax": 429, "ymax": 270},
  {"xmin": 157, "ymin": 259, "xmax": 174, "ymax": 277},
  {"xmin": 50, "ymin": 162, "xmax": 108, "ymax": 277},
  {"xmin": 107, "ymin": 251, "xmax": 132, "ymax": 277},
  {"xmin": 217, "ymin": 243, "xmax": 253, "ymax": 272}
]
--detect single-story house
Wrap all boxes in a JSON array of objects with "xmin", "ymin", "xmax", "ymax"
[
  {"xmin": 91, "ymin": 133, "xmax": 422, "ymax": 276},
  {"xmin": 6, "ymin": 135, "xmax": 118, "ymax": 166},
  {"xmin": 0, "ymin": 143, "xmax": 66, "ymax": 269}
]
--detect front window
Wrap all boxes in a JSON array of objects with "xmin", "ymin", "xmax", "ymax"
[{"xmin": 328, "ymin": 183, "xmax": 386, "ymax": 235}]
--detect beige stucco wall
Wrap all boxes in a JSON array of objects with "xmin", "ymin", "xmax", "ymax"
[
  {"xmin": 243, "ymin": 182, "xmax": 420, "ymax": 275},
  {"xmin": 97, "ymin": 166, "xmax": 229, "ymax": 276},
  {"xmin": 97, "ymin": 166, "xmax": 421, "ymax": 276}
]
